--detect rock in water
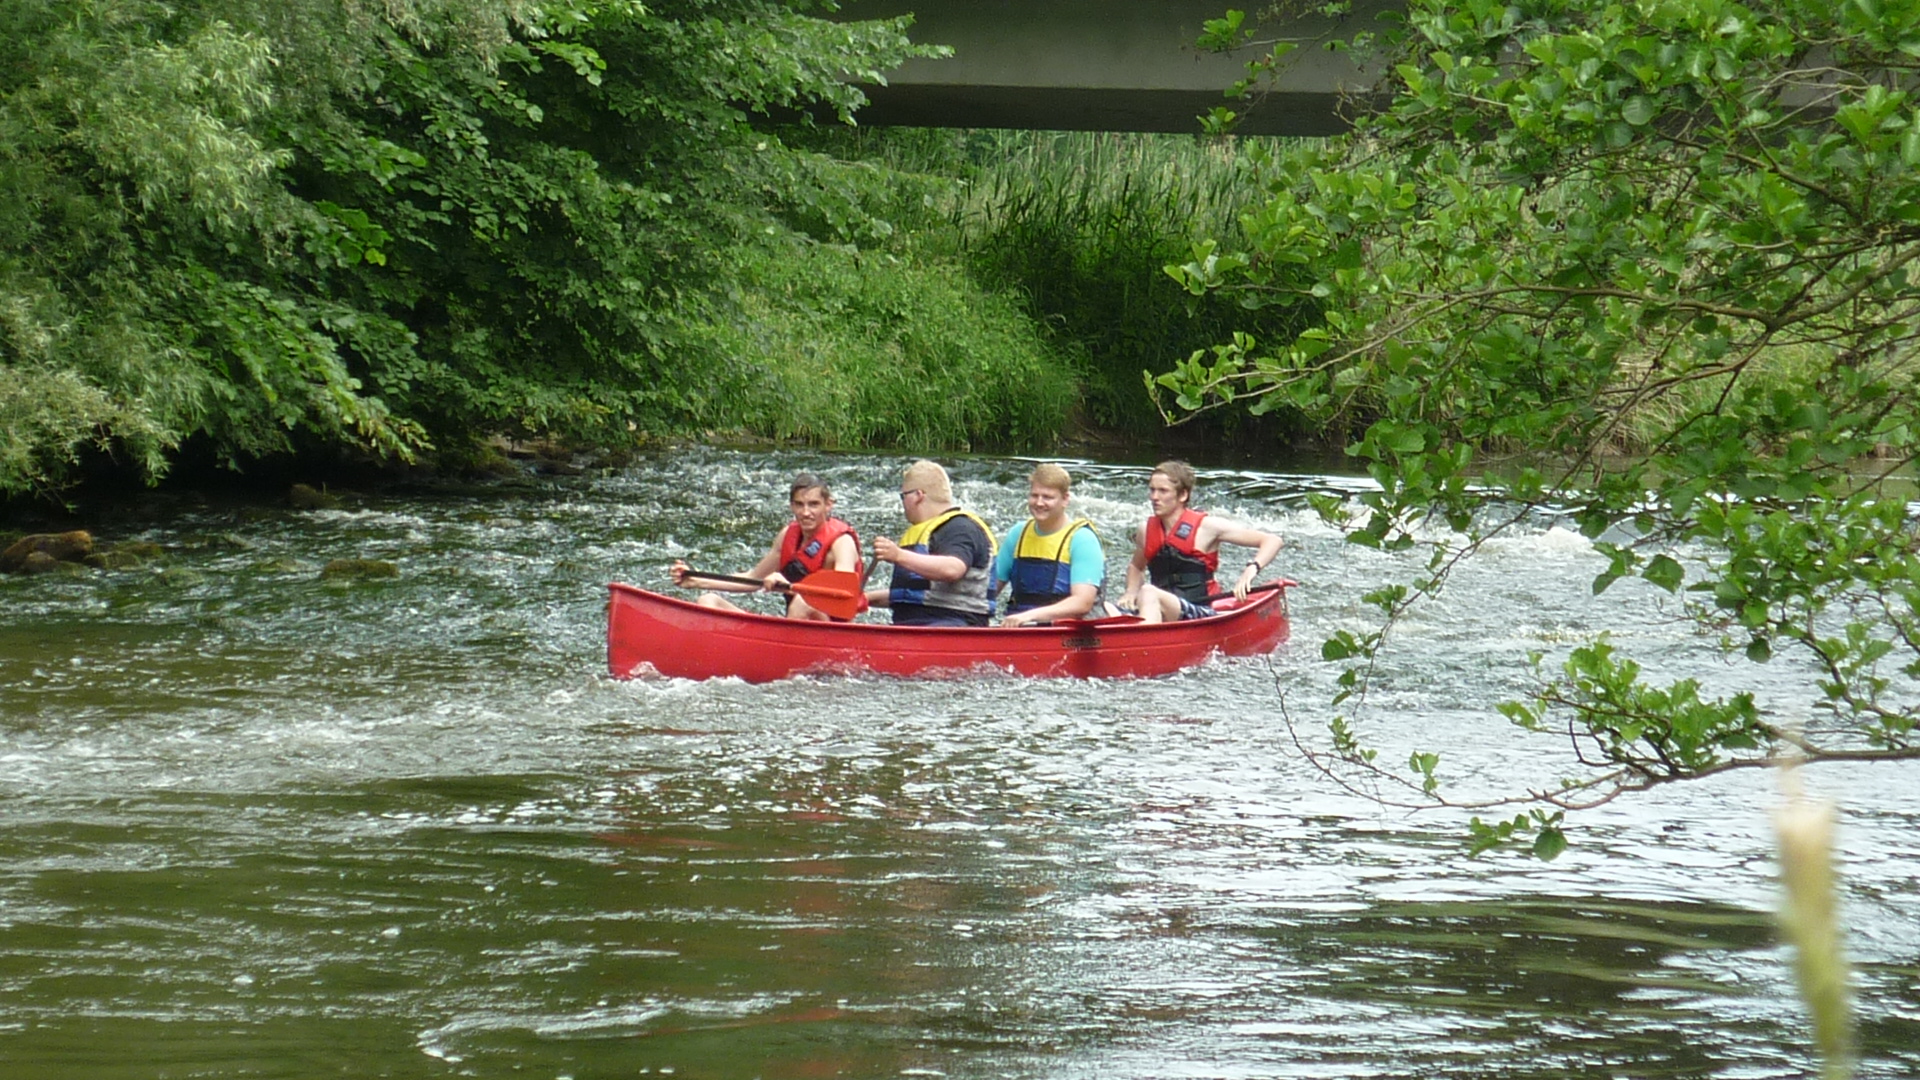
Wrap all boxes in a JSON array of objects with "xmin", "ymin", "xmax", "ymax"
[
  {"xmin": 321, "ymin": 559, "xmax": 398, "ymax": 580},
  {"xmin": 1, "ymin": 531, "xmax": 94, "ymax": 573},
  {"xmin": 289, "ymin": 484, "xmax": 342, "ymax": 510}
]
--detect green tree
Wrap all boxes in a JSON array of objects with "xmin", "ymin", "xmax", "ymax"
[
  {"xmin": 1162, "ymin": 0, "xmax": 1920, "ymax": 844},
  {"xmin": 0, "ymin": 0, "xmax": 938, "ymax": 496}
]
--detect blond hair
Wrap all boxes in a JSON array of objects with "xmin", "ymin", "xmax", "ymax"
[
  {"xmin": 903, "ymin": 460, "xmax": 953, "ymax": 502},
  {"xmin": 1030, "ymin": 463, "xmax": 1071, "ymax": 494}
]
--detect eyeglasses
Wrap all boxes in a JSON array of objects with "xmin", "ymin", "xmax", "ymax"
[{"xmin": 898, "ymin": 489, "xmax": 921, "ymax": 502}]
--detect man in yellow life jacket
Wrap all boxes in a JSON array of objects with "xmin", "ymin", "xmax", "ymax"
[
  {"xmin": 992, "ymin": 463, "xmax": 1105, "ymax": 627},
  {"xmin": 865, "ymin": 460, "xmax": 997, "ymax": 627}
]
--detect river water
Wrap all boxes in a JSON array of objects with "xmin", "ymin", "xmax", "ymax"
[{"xmin": 2, "ymin": 447, "xmax": 1915, "ymax": 1079}]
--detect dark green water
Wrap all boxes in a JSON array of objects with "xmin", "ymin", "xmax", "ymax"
[{"xmin": 3, "ymin": 448, "xmax": 1916, "ymax": 1078}]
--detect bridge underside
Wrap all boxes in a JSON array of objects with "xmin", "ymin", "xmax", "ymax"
[
  {"xmin": 851, "ymin": 85, "xmax": 1360, "ymax": 137},
  {"xmin": 837, "ymin": 0, "xmax": 1396, "ymax": 135}
]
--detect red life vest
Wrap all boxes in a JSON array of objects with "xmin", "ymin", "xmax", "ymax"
[
  {"xmin": 1142, "ymin": 509, "xmax": 1218, "ymax": 604},
  {"xmin": 778, "ymin": 517, "xmax": 861, "ymax": 583},
  {"xmin": 778, "ymin": 517, "xmax": 866, "ymax": 617}
]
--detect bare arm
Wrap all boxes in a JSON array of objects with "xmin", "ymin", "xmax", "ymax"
[
  {"xmin": 671, "ymin": 547, "xmax": 783, "ymax": 593},
  {"xmin": 826, "ymin": 533, "xmax": 860, "ymax": 573},
  {"xmin": 1201, "ymin": 518, "xmax": 1283, "ymax": 600},
  {"xmin": 1119, "ymin": 527, "xmax": 1149, "ymax": 607},
  {"xmin": 872, "ymin": 535, "xmax": 967, "ymax": 582}
]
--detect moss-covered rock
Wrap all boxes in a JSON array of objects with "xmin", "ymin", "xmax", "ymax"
[
  {"xmin": 321, "ymin": 558, "xmax": 398, "ymax": 580},
  {"xmin": 289, "ymin": 483, "xmax": 343, "ymax": 510},
  {"xmin": 2, "ymin": 531, "xmax": 94, "ymax": 573}
]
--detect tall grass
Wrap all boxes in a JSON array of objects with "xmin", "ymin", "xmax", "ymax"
[
  {"xmin": 948, "ymin": 132, "xmax": 1321, "ymax": 436},
  {"xmin": 794, "ymin": 128, "xmax": 1326, "ymax": 445},
  {"xmin": 679, "ymin": 235, "xmax": 1076, "ymax": 452}
]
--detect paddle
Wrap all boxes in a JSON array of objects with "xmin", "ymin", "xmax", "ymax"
[
  {"xmin": 678, "ymin": 568, "xmax": 863, "ymax": 620},
  {"xmin": 1202, "ymin": 579, "xmax": 1296, "ymax": 606}
]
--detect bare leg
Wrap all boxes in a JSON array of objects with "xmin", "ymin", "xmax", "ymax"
[
  {"xmin": 785, "ymin": 595, "xmax": 831, "ymax": 621},
  {"xmin": 1136, "ymin": 584, "xmax": 1182, "ymax": 624},
  {"xmin": 694, "ymin": 592, "xmax": 744, "ymax": 611}
]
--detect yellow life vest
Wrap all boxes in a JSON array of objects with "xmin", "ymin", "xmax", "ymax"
[{"xmin": 890, "ymin": 507, "xmax": 998, "ymax": 617}]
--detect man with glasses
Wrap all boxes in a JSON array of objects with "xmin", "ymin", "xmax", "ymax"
[{"xmin": 866, "ymin": 460, "xmax": 997, "ymax": 627}]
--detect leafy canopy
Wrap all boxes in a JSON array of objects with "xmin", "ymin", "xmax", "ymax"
[
  {"xmin": 0, "ymin": 0, "xmax": 939, "ymax": 495},
  {"xmin": 1164, "ymin": 0, "xmax": 1920, "ymax": 848}
]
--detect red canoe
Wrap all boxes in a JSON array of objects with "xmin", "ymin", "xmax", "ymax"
[{"xmin": 606, "ymin": 581, "xmax": 1292, "ymax": 682}]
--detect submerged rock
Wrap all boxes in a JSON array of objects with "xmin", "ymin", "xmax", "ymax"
[
  {"xmin": 84, "ymin": 551, "xmax": 146, "ymax": 570},
  {"xmin": 321, "ymin": 558, "xmax": 398, "ymax": 580},
  {"xmin": 2, "ymin": 531, "xmax": 94, "ymax": 573},
  {"xmin": 289, "ymin": 483, "xmax": 343, "ymax": 510},
  {"xmin": 252, "ymin": 558, "xmax": 309, "ymax": 575},
  {"xmin": 16, "ymin": 551, "xmax": 64, "ymax": 574}
]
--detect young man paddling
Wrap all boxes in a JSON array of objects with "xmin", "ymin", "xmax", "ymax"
[
  {"xmin": 865, "ymin": 460, "xmax": 997, "ymax": 627},
  {"xmin": 670, "ymin": 472, "xmax": 863, "ymax": 621},
  {"xmin": 992, "ymin": 463, "xmax": 1105, "ymax": 627},
  {"xmin": 1120, "ymin": 460, "xmax": 1282, "ymax": 624}
]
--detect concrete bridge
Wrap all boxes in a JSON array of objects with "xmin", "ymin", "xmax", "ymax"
[{"xmin": 842, "ymin": 0, "xmax": 1397, "ymax": 136}]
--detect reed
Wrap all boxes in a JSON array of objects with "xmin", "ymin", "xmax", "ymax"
[
  {"xmin": 946, "ymin": 131, "xmax": 1319, "ymax": 434},
  {"xmin": 1773, "ymin": 761, "xmax": 1854, "ymax": 1080},
  {"xmin": 678, "ymin": 236, "xmax": 1075, "ymax": 452},
  {"xmin": 800, "ymin": 128, "xmax": 1323, "ymax": 440}
]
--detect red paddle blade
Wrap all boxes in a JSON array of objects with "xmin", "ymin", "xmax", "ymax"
[
  {"xmin": 799, "ymin": 570, "xmax": 861, "ymax": 594},
  {"xmin": 789, "ymin": 569, "xmax": 863, "ymax": 620}
]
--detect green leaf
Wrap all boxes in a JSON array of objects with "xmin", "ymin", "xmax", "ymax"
[
  {"xmin": 1532, "ymin": 827, "xmax": 1568, "ymax": 861},
  {"xmin": 1642, "ymin": 554, "xmax": 1684, "ymax": 593}
]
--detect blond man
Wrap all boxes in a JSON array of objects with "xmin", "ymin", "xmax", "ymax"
[
  {"xmin": 992, "ymin": 464, "xmax": 1105, "ymax": 627},
  {"xmin": 866, "ymin": 460, "xmax": 997, "ymax": 627}
]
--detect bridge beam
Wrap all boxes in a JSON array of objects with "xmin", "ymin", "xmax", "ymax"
[{"xmin": 845, "ymin": 0, "xmax": 1396, "ymax": 135}]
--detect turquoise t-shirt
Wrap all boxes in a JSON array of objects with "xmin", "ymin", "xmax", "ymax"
[{"xmin": 993, "ymin": 520, "xmax": 1106, "ymax": 591}]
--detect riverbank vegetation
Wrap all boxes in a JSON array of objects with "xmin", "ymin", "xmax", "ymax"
[
  {"xmin": 1162, "ymin": 0, "xmax": 1920, "ymax": 856},
  {"xmin": 1, "ymin": 0, "xmax": 1321, "ymax": 504}
]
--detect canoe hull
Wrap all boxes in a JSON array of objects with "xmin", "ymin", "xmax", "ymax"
[{"xmin": 606, "ymin": 582, "xmax": 1291, "ymax": 682}]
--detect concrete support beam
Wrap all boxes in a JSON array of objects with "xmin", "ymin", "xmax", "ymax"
[{"xmin": 844, "ymin": 0, "xmax": 1396, "ymax": 135}]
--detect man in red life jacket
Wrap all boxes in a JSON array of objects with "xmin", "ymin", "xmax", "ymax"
[
  {"xmin": 1119, "ymin": 459, "xmax": 1283, "ymax": 624},
  {"xmin": 670, "ymin": 472, "xmax": 862, "ymax": 621}
]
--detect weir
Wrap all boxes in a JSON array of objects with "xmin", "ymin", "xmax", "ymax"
[{"xmin": 843, "ymin": 0, "xmax": 1400, "ymax": 135}]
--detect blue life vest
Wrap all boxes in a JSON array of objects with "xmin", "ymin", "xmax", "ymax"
[{"xmin": 1006, "ymin": 519, "xmax": 1098, "ymax": 614}]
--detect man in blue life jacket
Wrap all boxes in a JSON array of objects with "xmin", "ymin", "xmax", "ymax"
[
  {"xmin": 670, "ymin": 472, "xmax": 863, "ymax": 621},
  {"xmin": 992, "ymin": 463, "xmax": 1105, "ymax": 627},
  {"xmin": 1120, "ymin": 459, "xmax": 1282, "ymax": 624},
  {"xmin": 865, "ymin": 460, "xmax": 997, "ymax": 627}
]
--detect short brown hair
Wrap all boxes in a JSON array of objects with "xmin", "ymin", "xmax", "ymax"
[
  {"xmin": 789, "ymin": 473, "xmax": 832, "ymax": 500},
  {"xmin": 1152, "ymin": 460, "xmax": 1197, "ymax": 500},
  {"xmin": 1030, "ymin": 463, "xmax": 1071, "ymax": 494}
]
